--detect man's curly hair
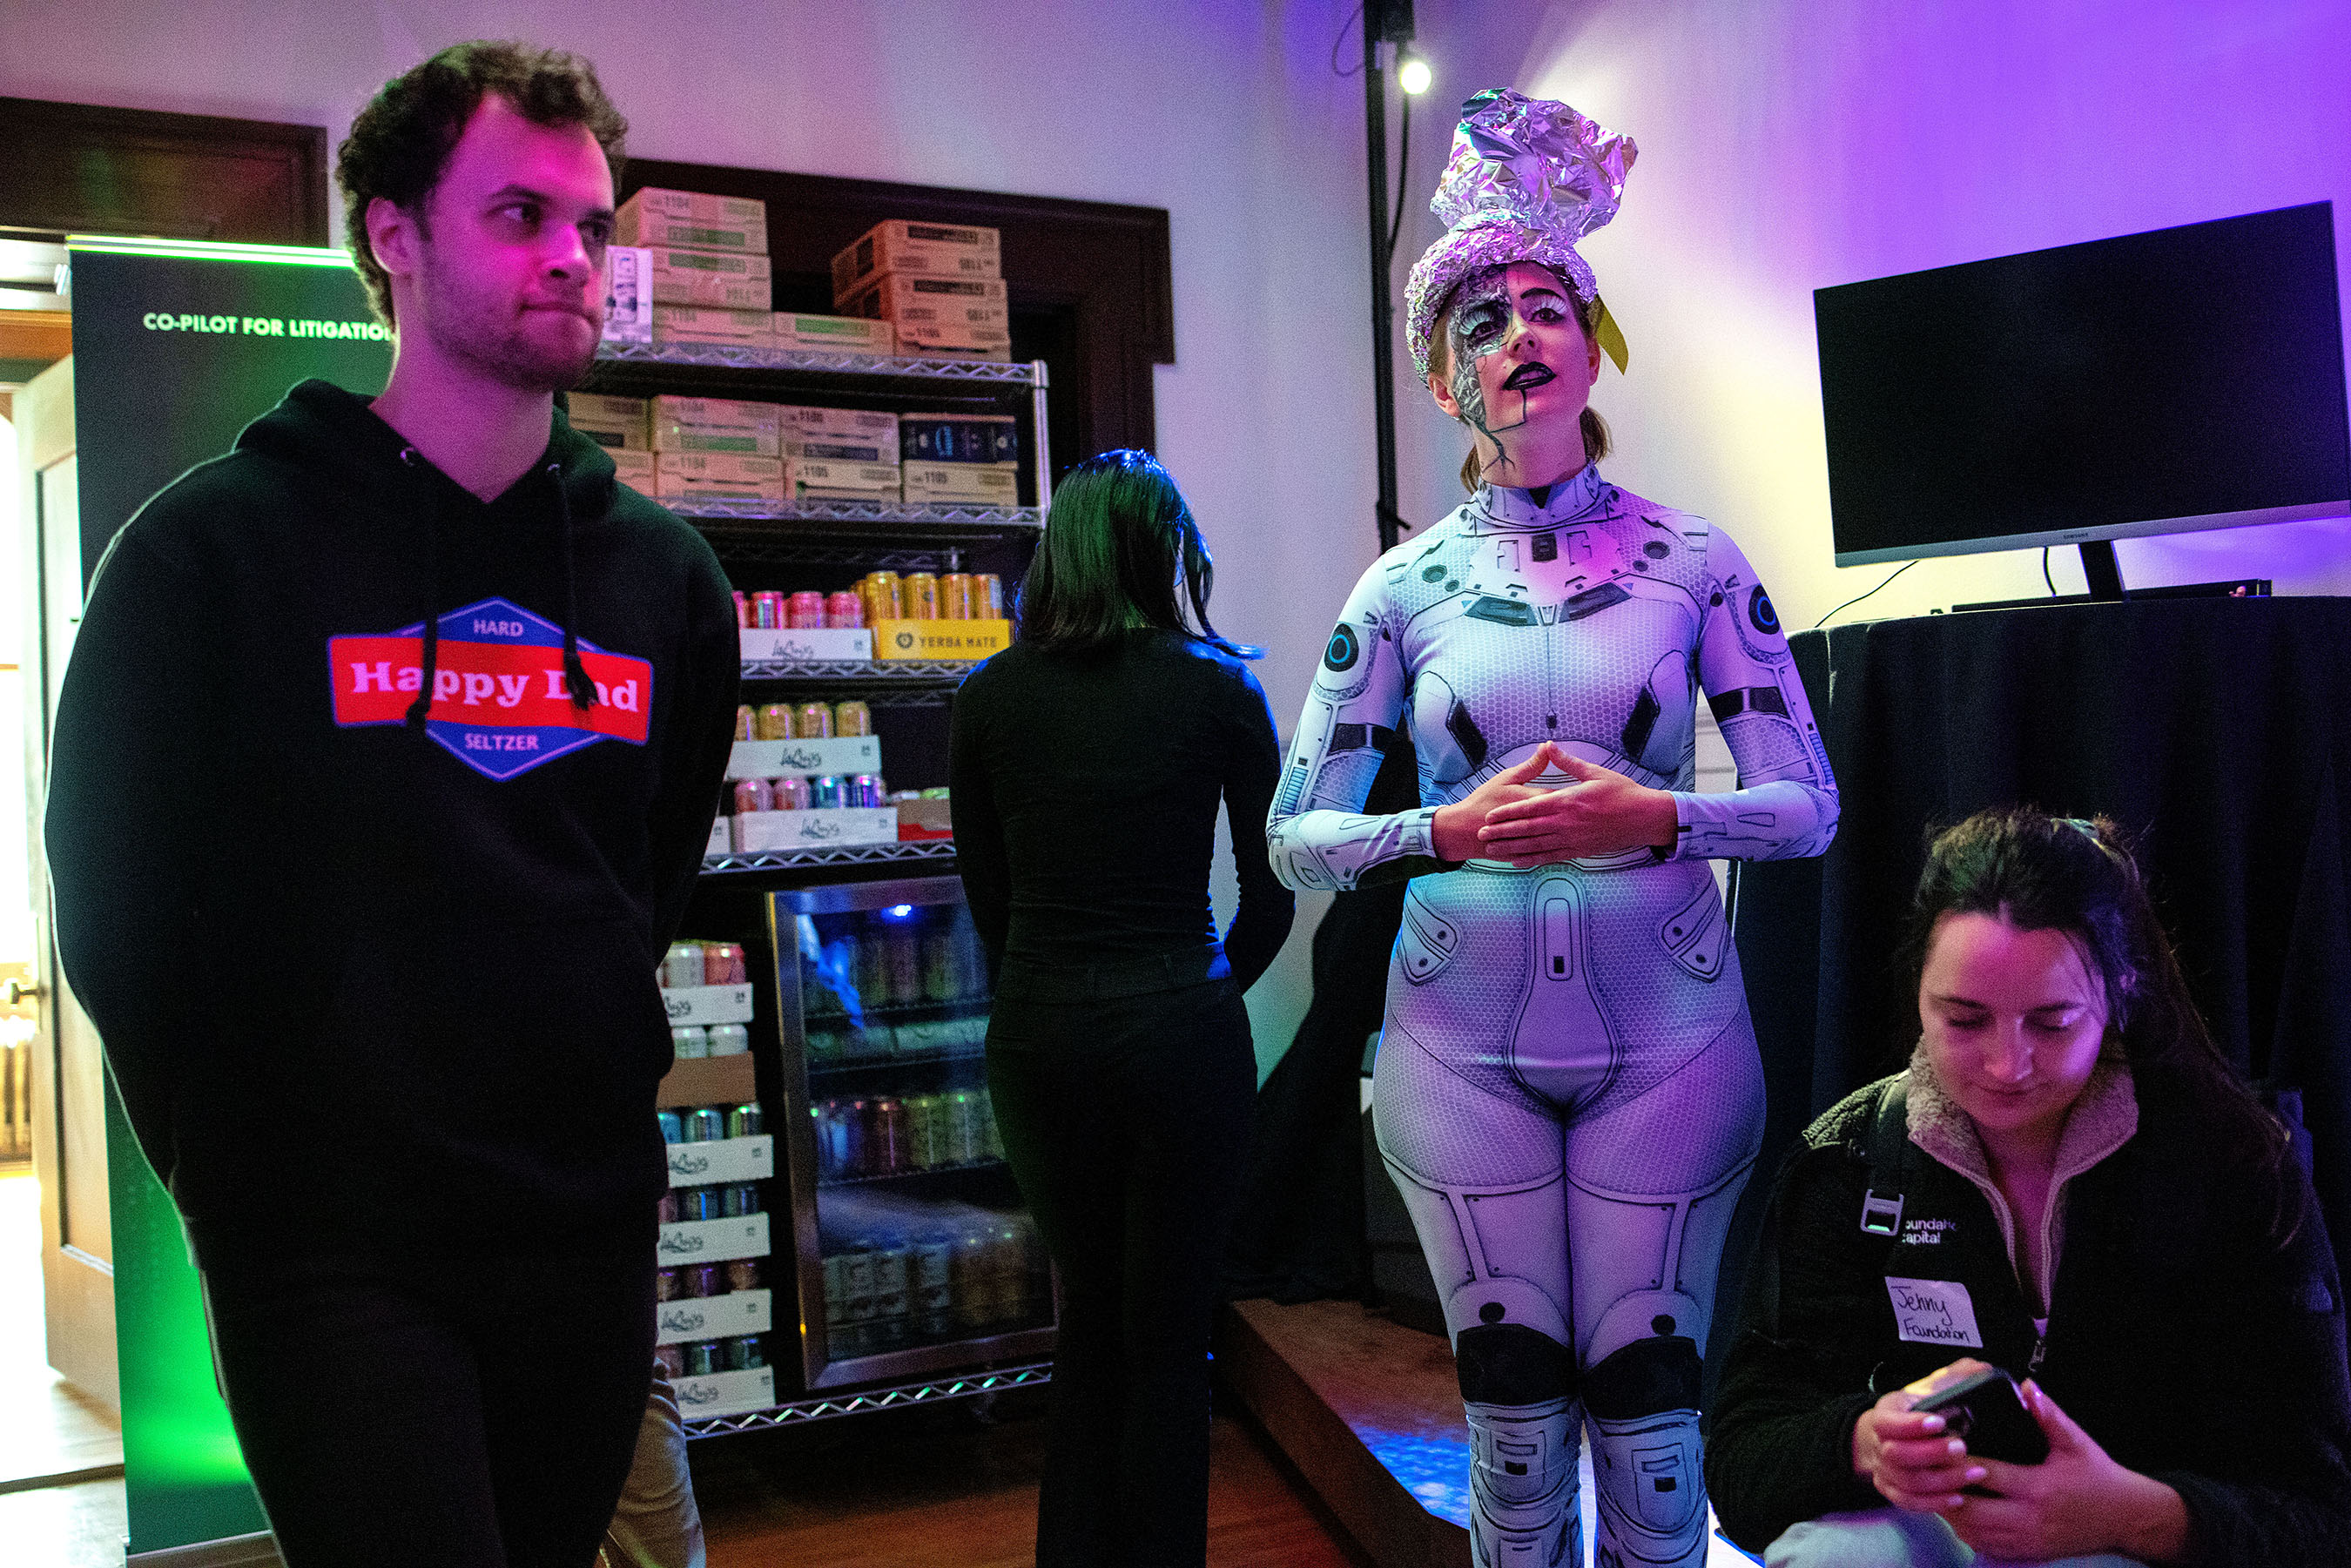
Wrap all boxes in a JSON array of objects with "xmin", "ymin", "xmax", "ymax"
[{"xmin": 336, "ymin": 41, "xmax": 627, "ymax": 327}]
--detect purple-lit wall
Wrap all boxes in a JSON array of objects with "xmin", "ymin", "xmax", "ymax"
[{"xmin": 1390, "ymin": 0, "xmax": 2351, "ymax": 623}]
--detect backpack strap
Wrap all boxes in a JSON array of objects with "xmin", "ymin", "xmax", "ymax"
[{"xmin": 1858, "ymin": 1075, "xmax": 1916, "ymax": 1239}]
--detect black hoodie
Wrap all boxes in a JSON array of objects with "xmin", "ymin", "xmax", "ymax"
[{"xmin": 44, "ymin": 379, "xmax": 740, "ymax": 1259}]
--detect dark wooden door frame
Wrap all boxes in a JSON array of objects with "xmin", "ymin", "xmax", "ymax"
[{"xmin": 0, "ymin": 97, "xmax": 329, "ymax": 246}]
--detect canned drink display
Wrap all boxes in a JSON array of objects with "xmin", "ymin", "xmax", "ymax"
[
  {"xmin": 684, "ymin": 1341, "xmax": 722, "ymax": 1377},
  {"xmin": 770, "ymin": 776, "xmax": 812, "ymax": 811},
  {"xmin": 904, "ymin": 1094, "xmax": 943, "ymax": 1168},
  {"xmin": 841, "ymin": 1248, "xmax": 879, "ymax": 1322},
  {"xmin": 724, "ymin": 1258, "xmax": 764, "ymax": 1291},
  {"xmin": 704, "ymin": 942, "xmax": 747, "ymax": 985},
  {"xmin": 902, "ymin": 571, "xmax": 940, "ymax": 619},
  {"xmin": 726, "ymin": 1101, "xmax": 764, "ymax": 1138},
  {"xmin": 975, "ymin": 573, "xmax": 1005, "ymax": 618},
  {"xmin": 911, "ymin": 1233, "xmax": 955, "ymax": 1335},
  {"xmin": 866, "ymin": 1097, "xmax": 909, "ymax": 1175},
  {"xmin": 844, "ymin": 774, "xmax": 884, "ymax": 809},
  {"xmin": 831, "ymin": 699, "xmax": 872, "ymax": 737},
  {"xmin": 785, "ymin": 590, "xmax": 827, "ymax": 629},
  {"xmin": 653, "ymin": 1343, "xmax": 685, "ymax": 1377},
  {"xmin": 940, "ymin": 573, "xmax": 975, "ymax": 620},
  {"xmin": 732, "ymin": 703, "xmax": 756, "ymax": 740},
  {"xmin": 731, "ymin": 590, "xmax": 750, "ymax": 628},
  {"xmin": 657, "ymin": 1109, "xmax": 684, "ymax": 1144},
  {"xmin": 706, "ymin": 1023, "xmax": 751, "ymax": 1057},
  {"xmin": 755, "ymin": 703, "xmax": 796, "ymax": 741},
  {"xmin": 869, "ymin": 1240, "xmax": 912, "ymax": 1336},
  {"xmin": 726, "ymin": 1335, "xmax": 766, "ymax": 1371},
  {"xmin": 664, "ymin": 942, "xmax": 705, "ymax": 988},
  {"xmin": 795, "ymin": 702, "xmax": 836, "ymax": 739},
  {"xmin": 825, "ymin": 591, "xmax": 864, "ymax": 629},
  {"xmin": 723, "ymin": 1181, "xmax": 762, "ymax": 1217},
  {"xmin": 809, "ymin": 775, "xmax": 845, "ymax": 810},
  {"xmin": 751, "ymin": 589, "xmax": 785, "ymax": 629},
  {"xmin": 670, "ymin": 1025, "xmax": 711, "ymax": 1060},
  {"xmin": 945, "ymin": 1090, "xmax": 983, "ymax": 1165},
  {"xmin": 731, "ymin": 777, "xmax": 773, "ymax": 815},
  {"xmin": 678, "ymin": 1187, "xmax": 723, "ymax": 1222},
  {"xmin": 684, "ymin": 1106, "xmax": 727, "ymax": 1143}
]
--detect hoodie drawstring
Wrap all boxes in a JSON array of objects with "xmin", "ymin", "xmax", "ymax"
[
  {"xmin": 402, "ymin": 448, "xmax": 441, "ymax": 731},
  {"xmin": 552, "ymin": 462, "xmax": 596, "ymax": 711}
]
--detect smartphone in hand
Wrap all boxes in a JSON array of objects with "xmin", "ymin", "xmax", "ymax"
[{"xmin": 1911, "ymin": 1367, "xmax": 2050, "ymax": 1465}]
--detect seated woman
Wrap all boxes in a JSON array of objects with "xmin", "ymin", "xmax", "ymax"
[{"xmin": 1707, "ymin": 807, "xmax": 2351, "ymax": 1567}]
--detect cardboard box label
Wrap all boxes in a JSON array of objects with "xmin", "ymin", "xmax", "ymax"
[
  {"xmin": 728, "ymin": 736, "xmax": 882, "ymax": 780},
  {"xmin": 791, "ymin": 458, "xmax": 900, "ymax": 495},
  {"xmin": 656, "ymin": 1288, "xmax": 774, "ymax": 1346},
  {"xmin": 902, "ymin": 464, "xmax": 1019, "ymax": 501},
  {"xmin": 662, "ymin": 982, "xmax": 756, "ymax": 1025},
  {"xmin": 738, "ymin": 627, "xmax": 873, "ymax": 663},
  {"xmin": 657, "ymin": 1212, "xmax": 770, "ymax": 1264},
  {"xmin": 600, "ymin": 247, "xmax": 653, "ymax": 343},
  {"xmin": 872, "ymin": 618, "xmax": 1010, "ymax": 662},
  {"xmin": 732, "ymin": 808, "xmax": 899, "ymax": 852},
  {"xmin": 665, "ymin": 1135, "xmax": 773, "ymax": 1189},
  {"xmin": 653, "ymin": 305, "xmax": 775, "ymax": 347},
  {"xmin": 619, "ymin": 187, "xmax": 771, "ymax": 253},
  {"xmin": 901, "ymin": 412, "xmax": 1019, "ymax": 465},
  {"xmin": 832, "ymin": 219, "xmax": 1002, "ymax": 296},
  {"xmin": 650, "ymin": 249, "xmax": 771, "ymax": 310},
  {"xmin": 776, "ymin": 312, "xmax": 894, "ymax": 353},
  {"xmin": 671, "ymin": 1364, "xmax": 774, "ymax": 1419}
]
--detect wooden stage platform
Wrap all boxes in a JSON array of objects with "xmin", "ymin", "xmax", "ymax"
[{"xmin": 1217, "ymin": 1297, "xmax": 1762, "ymax": 1568}]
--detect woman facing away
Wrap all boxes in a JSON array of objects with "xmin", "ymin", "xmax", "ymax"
[
  {"xmin": 949, "ymin": 448, "xmax": 1294, "ymax": 1568},
  {"xmin": 1708, "ymin": 808, "xmax": 2351, "ymax": 1566},
  {"xmin": 1269, "ymin": 91, "xmax": 1837, "ymax": 1568}
]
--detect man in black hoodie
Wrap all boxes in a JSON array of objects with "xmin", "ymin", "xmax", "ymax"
[{"xmin": 44, "ymin": 43, "xmax": 738, "ymax": 1568}]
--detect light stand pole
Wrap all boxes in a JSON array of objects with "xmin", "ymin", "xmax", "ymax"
[{"xmin": 1364, "ymin": 1, "xmax": 1414, "ymax": 553}]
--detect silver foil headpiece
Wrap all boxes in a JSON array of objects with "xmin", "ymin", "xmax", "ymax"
[{"xmin": 1404, "ymin": 89, "xmax": 1637, "ymax": 377}]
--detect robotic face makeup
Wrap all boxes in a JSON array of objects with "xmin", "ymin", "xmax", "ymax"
[{"xmin": 1439, "ymin": 262, "xmax": 1596, "ymax": 481}]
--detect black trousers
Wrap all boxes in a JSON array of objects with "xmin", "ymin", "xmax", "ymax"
[
  {"xmin": 197, "ymin": 1241, "xmax": 657, "ymax": 1568},
  {"xmin": 987, "ymin": 967, "xmax": 1257, "ymax": 1568}
]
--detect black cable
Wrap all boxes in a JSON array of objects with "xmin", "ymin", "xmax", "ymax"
[
  {"xmin": 1386, "ymin": 88, "xmax": 1412, "ymax": 262},
  {"xmin": 1810, "ymin": 559, "xmax": 1917, "ymax": 629},
  {"xmin": 2043, "ymin": 547, "xmax": 2057, "ymax": 596},
  {"xmin": 1331, "ymin": 3, "xmax": 1364, "ymax": 75}
]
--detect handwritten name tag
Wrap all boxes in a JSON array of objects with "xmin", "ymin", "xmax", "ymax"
[{"xmin": 1884, "ymin": 1276, "xmax": 1984, "ymax": 1349}]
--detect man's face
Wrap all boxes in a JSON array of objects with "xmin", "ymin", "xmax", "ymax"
[{"xmin": 395, "ymin": 93, "xmax": 616, "ymax": 393}]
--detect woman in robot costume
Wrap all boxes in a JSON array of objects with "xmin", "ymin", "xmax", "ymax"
[{"xmin": 1269, "ymin": 91, "xmax": 1838, "ymax": 1568}]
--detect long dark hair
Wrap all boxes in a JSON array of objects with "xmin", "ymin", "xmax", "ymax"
[
  {"xmin": 1014, "ymin": 449, "xmax": 1260, "ymax": 658},
  {"xmin": 1900, "ymin": 807, "xmax": 2287, "ymax": 1178}
]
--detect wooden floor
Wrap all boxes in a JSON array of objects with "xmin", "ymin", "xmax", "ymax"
[
  {"xmin": 695, "ymin": 1389, "xmax": 1370, "ymax": 1567},
  {"xmin": 0, "ymin": 1168, "xmax": 124, "ymax": 1493}
]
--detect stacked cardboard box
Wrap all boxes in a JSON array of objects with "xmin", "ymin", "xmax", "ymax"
[
  {"xmin": 620, "ymin": 188, "xmax": 777, "ymax": 343},
  {"xmin": 831, "ymin": 219, "xmax": 1008, "ymax": 361},
  {"xmin": 899, "ymin": 411, "xmax": 1021, "ymax": 504},
  {"xmin": 650, "ymin": 395, "xmax": 786, "ymax": 506},
  {"xmin": 774, "ymin": 311, "xmax": 895, "ymax": 356},
  {"xmin": 781, "ymin": 404, "xmax": 899, "ymax": 501}
]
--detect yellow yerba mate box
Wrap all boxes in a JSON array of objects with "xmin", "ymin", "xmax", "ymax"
[{"xmin": 870, "ymin": 618, "xmax": 1012, "ymax": 662}]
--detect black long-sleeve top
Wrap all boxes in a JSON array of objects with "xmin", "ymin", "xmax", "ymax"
[{"xmin": 947, "ymin": 629, "xmax": 1294, "ymax": 994}]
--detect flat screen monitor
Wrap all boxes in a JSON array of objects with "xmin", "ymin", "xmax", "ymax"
[{"xmin": 1816, "ymin": 201, "xmax": 2350, "ymax": 567}]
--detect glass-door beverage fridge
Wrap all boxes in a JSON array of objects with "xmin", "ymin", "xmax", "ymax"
[{"xmin": 765, "ymin": 876, "xmax": 1055, "ymax": 1388}]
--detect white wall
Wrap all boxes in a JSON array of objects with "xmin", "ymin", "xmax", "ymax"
[
  {"xmin": 1387, "ymin": 0, "xmax": 2351, "ymax": 628},
  {"xmin": 0, "ymin": 0, "xmax": 1384, "ymax": 1067}
]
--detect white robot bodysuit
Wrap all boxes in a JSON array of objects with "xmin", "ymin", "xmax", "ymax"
[{"xmin": 1269, "ymin": 465, "xmax": 1836, "ymax": 1568}]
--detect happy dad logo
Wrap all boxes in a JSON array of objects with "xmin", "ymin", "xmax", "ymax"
[{"xmin": 328, "ymin": 596, "xmax": 653, "ymax": 780}]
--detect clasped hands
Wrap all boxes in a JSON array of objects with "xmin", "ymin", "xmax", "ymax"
[
  {"xmin": 1851, "ymin": 1357, "xmax": 2190, "ymax": 1565},
  {"xmin": 1429, "ymin": 741, "xmax": 1679, "ymax": 866}
]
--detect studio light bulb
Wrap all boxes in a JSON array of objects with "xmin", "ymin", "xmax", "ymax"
[{"xmin": 1398, "ymin": 55, "xmax": 1432, "ymax": 96}]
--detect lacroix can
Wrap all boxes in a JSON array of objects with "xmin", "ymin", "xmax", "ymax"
[
  {"xmin": 825, "ymin": 591, "xmax": 864, "ymax": 629},
  {"xmin": 671, "ymin": 1025, "xmax": 711, "ymax": 1060},
  {"xmin": 771, "ymin": 776, "xmax": 812, "ymax": 810},
  {"xmin": 707, "ymin": 1023, "xmax": 751, "ymax": 1057},
  {"xmin": 684, "ymin": 1342, "xmax": 720, "ymax": 1377},
  {"xmin": 832, "ymin": 700, "xmax": 872, "ymax": 737},
  {"xmin": 809, "ymin": 775, "xmax": 845, "ymax": 809},
  {"xmin": 751, "ymin": 590, "xmax": 785, "ymax": 629},
  {"xmin": 724, "ymin": 1258, "xmax": 763, "ymax": 1291},
  {"xmin": 975, "ymin": 573, "xmax": 1004, "ymax": 618},
  {"xmin": 704, "ymin": 942, "xmax": 746, "ymax": 985},
  {"xmin": 664, "ymin": 943, "xmax": 704, "ymax": 988},
  {"xmin": 846, "ymin": 774, "xmax": 884, "ymax": 808},
  {"xmin": 902, "ymin": 572, "xmax": 940, "ymax": 619},
  {"xmin": 731, "ymin": 590, "xmax": 750, "ymax": 627},
  {"xmin": 940, "ymin": 573, "xmax": 975, "ymax": 620},
  {"xmin": 654, "ymin": 1343, "xmax": 685, "ymax": 1377},
  {"xmin": 655, "ymin": 1268, "xmax": 684, "ymax": 1302},
  {"xmin": 786, "ymin": 590, "xmax": 826, "ymax": 629},
  {"xmin": 755, "ymin": 703, "xmax": 796, "ymax": 740},
  {"xmin": 723, "ymin": 1182, "xmax": 762, "ymax": 1217},
  {"xmin": 728, "ymin": 1334, "xmax": 766, "ymax": 1370},
  {"xmin": 733, "ymin": 703, "xmax": 756, "ymax": 740},
  {"xmin": 684, "ymin": 1106, "xmax": 727, "ymax": 1142},
  {"xmin": 658, "ymin": 1109, "xmax": 684, "ymax": 1144},
  {"xmin": 727, "ymin": 1101, "xmax": 765, "ymax": 1138},
  {"xmin": 732, "ymin": 777, "xmax": 774, "ymax": 815},
  {"xmin": 795, "ymin": 703, "xmax": 835, "ymax": 739}
]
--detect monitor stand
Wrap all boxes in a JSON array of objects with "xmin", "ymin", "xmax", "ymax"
[{"xmin": 2080, "ymin": 541, "xmax": 2125, "ymax": 602}]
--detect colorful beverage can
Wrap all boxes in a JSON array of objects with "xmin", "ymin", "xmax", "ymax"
[
  {"xmin": 770, "ymin": 776, "xmax": 812, "ymax": 811},
  {"xmin": 831, "ymin": 699, "xmax": 872, "ymax": 737},
  {"xmin": 704, "ymin": 942, "xmax": 747, "ymax": 985},
  {"xmin": 664, "ymin": 942, "xmax": 705, "ymax": 988},
  {"xmin": 940, "ymin": 573, "xmax": 975, "ymax": 620},
  {"xmin": 795, "ymin": 702, "xmax": 836, "ymax": 739},
  {"xmin": 840, "ymin": 1248, "xmax": 879, "ymax": 1322},
  {"xmin": 733, "ymin": 703, "xmax": 756, "ymax": 740},
  {"xmin": 973, "ymin": 1087, "xmax": 1003, "ymax": 1160},
  {"xmin": 809, "ymin": 775, "xmax": 845, "ymax": 809},
  {"xmin": 883, "ymin": 930, "xmax": 921, "ymax": 1007},
  {"xmin": 731, "ymin": 590, "xmax": 750, "ymax": 628},
  {"xmin": 755, "ymin": 703, "xmax": 796, "ymax": 741},
  {"xmin": 845, "ymin": 774, "xmax": 884, "ymax": 808},
  {"xmin": 902, "ymin": 572, "xmax": 940, "ymax": 619},
  {"xmin": 690, "ymin": 1262, "xmax": 728, "ymax": 1298},
  {"xmin": 727, "ymin": 1101, "xmax": 765, "ymax": 1138},
  {"xmin": 654, "ymin": 1343, "xmax": 685, "ymax": 1377},
  {"xmin": 751, "ymin": 589, "xmax": 785, "ymax": 629},
  {"xmin": 726, "ymin": 1335, "xmax": 766, "ymax": 1371},
  {"xmin": 684, "ymin": 1106, "xmax": 727, "ymax": 1143},
  {"xmin": 861, "ymin": 571, "xmax": 904, "ymax": 622},
  {"xmin": 657, "ymin": 1188, "xmax": 680, "ymax": 1224},
  {"xmin": 731, "ymin": 778, "xmax": 773, "ymax": 815},
  {"xmin": 724, "ymin": 1258, "xmax": 764, "ymax": 1291},
  {"xmin": 975, "ymin": 574, "xmax": 1005, "ymax": 618},
  {"xmin": 657, "ymin": 1109, "xmax": 684, "ymax": 1144},
  {"xmin": 670, "ymin": 1025, "xmax": 711, "ymax": 1060},
  {"xmin": 866, "ymin": 1096, "xmax": 909, "ymax": 1174},
  {"xmin": 838, "ymin": 1099, "xmax": 872, "ymax": 1177},
  {"xmin": 723, "ymin": 1182, "xmax": 762, "ymax": 1217},
  {"xmin": 785, "ymin": 590, "xmax": 827, "ymax": 629},
  {"xmin": 869, "ymin": 1240, "xmax": 911, "ymax": 1324},
  {"xmin": 655, "ymin": 1268, "xmax": 684, "ymax": 1302},
  {"xmin": 920, "ymin": 931, "xmax": 961, "ymax": 1003},
  {"xmin": 944, "ymin": 1090, "xmax": 982, "ymax": 1164},
  {"xmin": 822, "ymin": 1254, "xmax": 852, "ymax": 1325},
  {"xmin": 905, "ymin": 1094, "xmax": 944, "ymax": 1168},
  {"xmin": 684, "ymin": 1341, "xmax": 721, "ymax": 1377},
  {"xmin": 707, "ymin": 1022, "xmax": 751, "ymax": 1057},
  {"xmin": 825, "ymin": 591, "xmax": 864, "ymax": 629}
]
